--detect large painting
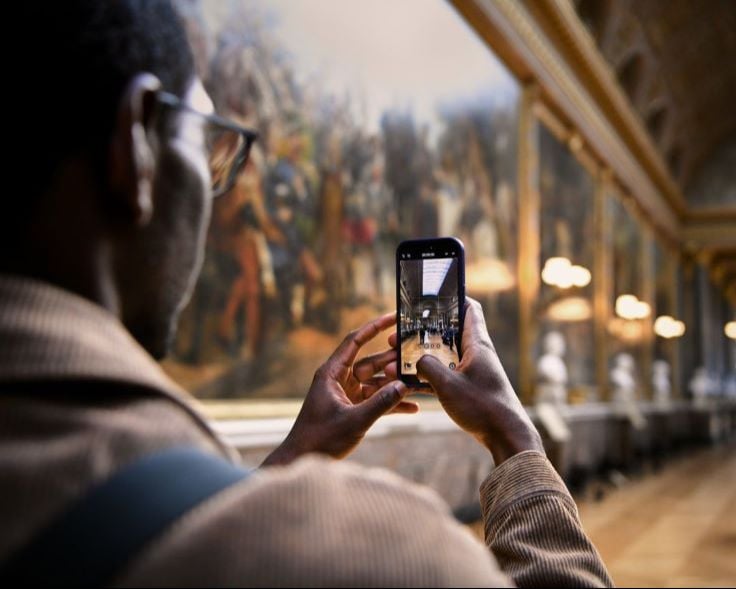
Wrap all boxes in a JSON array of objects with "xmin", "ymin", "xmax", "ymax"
[{"xmin": 165, "ymin": 0, "xmax": 521, "ymax": 401}]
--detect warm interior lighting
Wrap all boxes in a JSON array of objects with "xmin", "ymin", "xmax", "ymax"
[
  {"xmin": 726, "ymin": 321, "xmax": 736, "ymax": 340},
  {"xmin": 654, "ymin": 315, "xmax": 686, "ymax": 339},
  {"xmin": 608, "ymin": 317, "xmax": 645, "ymax": 343},
  {"xmin": 569, "ymin": 265, "xmax": 592, "ymax": 287},
  {"xmin": 542, "ymin": 257, "xmax": 570, "ymax": 286},
  {"xmin": 546, "ymin": 296, "xmax": 592, "ymax": 322},
  {"xmin": 615, "ymin": 294, "xmax": 650, "ymax": 320},
  {"xmin": 466, "ymin": 258, "xmax": 515, "ymax": 294},
  {"xmin": 541, "ymin": 257, "xmax": 591, "ymax": 289},
  {"xmin": 616, "ymin": 295, "xmax": 638, "ymax": 318}
]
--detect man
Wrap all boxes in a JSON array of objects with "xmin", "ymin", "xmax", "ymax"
[{"xmin": 1, "ymin": 2, "xmax": 612, "ymax": 587}]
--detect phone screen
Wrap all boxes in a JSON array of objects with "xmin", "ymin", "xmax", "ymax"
[{"xmin": 397, "ymin": 238, "xmax": 464, "ymax": 386}]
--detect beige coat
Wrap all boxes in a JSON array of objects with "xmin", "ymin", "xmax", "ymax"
[{"xmin": 0, "ymin": 276, "xmax": 613, "ymax": 587}]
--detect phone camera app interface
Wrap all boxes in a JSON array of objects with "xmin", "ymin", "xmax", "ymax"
[{"xmin": 399, "ymin": 256, "xmax": 460, "ymax": 381}]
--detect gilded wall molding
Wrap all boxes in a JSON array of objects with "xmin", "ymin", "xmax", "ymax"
[
  {"xmin": 517, "ymin": 84, "xmax": 542, "ymax": 404},
  {"xmin": 683, "ymin": 222, "xmax": 736, "ymax": 251},
  {"xmin": 453, "ymin": 0, "xmax": 682, "ymax": 241},
  {"xmin": 594, "ymin": 171, "xmax": 612, "ymax": 400},
  {"xmin": 685, "ymin": 208, "xmax": 736, "ymax": 224},
  {"xmin": 528, "ymin": 0, "xmax": 688, "ymax": 215}
]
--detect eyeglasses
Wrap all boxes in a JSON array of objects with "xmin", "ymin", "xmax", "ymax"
[{"xmin": 156, "ymin": 91, "xmax": 259, "ymax": 198}]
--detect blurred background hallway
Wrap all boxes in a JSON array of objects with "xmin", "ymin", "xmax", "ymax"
[{"xmin": 577, "ymin": 442, "xmax": 736, "ymax": 587}]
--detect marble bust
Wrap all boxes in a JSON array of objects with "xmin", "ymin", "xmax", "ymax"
[
  {"xmin": 689, "ymin": 366, "xmax": 711, "ymax": 406},
  {"xmin": 536, "ymin": 331, "xmax": 568, "ymax": 406},
  {"xmin": 611, "ymin": 352, "xmax": 646, "ymax": 429},
  {"xmin": 652, "ymin": 359, "xmax": 672, "ymax": 406},
  {"xmin": 610, "ymin": 352, "xmax": 637, "ymax": 404}
]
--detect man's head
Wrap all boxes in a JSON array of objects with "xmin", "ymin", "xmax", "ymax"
[{"xmin": 12, "ymin": 1, "xmax": 214, "ymax": 358}]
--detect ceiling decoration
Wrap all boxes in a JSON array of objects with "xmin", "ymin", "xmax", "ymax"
[
  {"xmin": 686, "ymin": 139, "xmax": 736, "ymax": 210},
  {"xmin": 574, "ymin": 0, "xmax": 736, "ymax": 203}
]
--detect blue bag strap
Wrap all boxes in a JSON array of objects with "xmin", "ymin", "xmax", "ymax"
[{"xmin": 0, "ymin": 446, "xmax": 251, "ymax": 587}]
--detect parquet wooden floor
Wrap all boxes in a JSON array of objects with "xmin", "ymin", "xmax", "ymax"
[
  {"xmin": 577, "ymin": 442, "xmax": 736, "ymax": 587},
  {"xmin": 469, "ymin": 442, "xmax": 736, "ymax": 587}
]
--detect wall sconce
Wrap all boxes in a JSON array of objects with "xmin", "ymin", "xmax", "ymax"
[
  {"xmin": 541, "ymin": 257, "xmax": 591, "ymax": 289},
  {"xmin": 615, "ymin": 294, "xmax": 650, "ymax": 320},
  {"xmin": 546, "ymin": 296, "xmax": 593, "ymax": 322},
  {"xmin": 608, "ymin": 317, "xmax": 645, "ymax": 342},
  {"xmin": 466, "ymin": 258, "xmax": 515, "ymax": 294},
  {"xmin": 654, "ymin": 315, "xmax": 686, "ymax": 338},
  {"xmin": 726, "ymin": 321, "xmax": 736, "ymax": 340}
]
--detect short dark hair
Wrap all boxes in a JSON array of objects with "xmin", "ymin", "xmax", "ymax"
[{"xmin": 18, "ymin": 0, "xmax": 195, "ymax": 201}]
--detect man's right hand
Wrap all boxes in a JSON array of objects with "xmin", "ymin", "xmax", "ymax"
[{"xmin": 416, "ymin": 298, "xmax": 544, "ymax": 466}]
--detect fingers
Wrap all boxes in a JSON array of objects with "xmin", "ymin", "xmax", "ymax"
[
  {"xmin": 354, "ymin": 380, "xmax": 408, "ymax": 427},
  {"xmin": 329, "ymin": 312, "xmax": 396, "ymax": 371},
  {"xmin": 360, "ymin": 381, "xmax": 418, "ymax": 414},
  {"xmin": 461, "ymin": 297, "xmax": 494, "ymax": 354},
  {"xmin": 416, "ymin": 354, "xmax": 461, "ymax": 396},
  {"xmin": 388, "ymin": 331, "xmax": 397, "ymax": 349},
  {"xmin": 389, "ymin": 401, "xmax": 420, "ymax": 414},
  {"xmin": 357, "ymin": 361, "xmax": 396, "ymax": 395},
  {"xmin": 353, "ymin": 349, "xmax": 397, "ymax": 382},
  {"xmin": 360, "ymin": 376, "xmax": 392, "ymax": 396},
  {"xmin": 384, "ymin": 360, "xmax": 397, "ymax": 380},
  {"xmin": 355, "ymin": 361, "xmax": 398, "ymax": 390}
]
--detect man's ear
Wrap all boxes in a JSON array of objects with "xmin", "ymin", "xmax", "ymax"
[{"xmin": 107, "ymin": 73, "xmax": 162, "ymax": 227}]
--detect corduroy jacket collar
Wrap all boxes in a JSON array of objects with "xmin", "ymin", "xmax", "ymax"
[{"xmin": 0, "ymin": 273, "xmax": 231, "ymax": 455}]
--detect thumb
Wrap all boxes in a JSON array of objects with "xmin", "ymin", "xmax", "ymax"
[
  {"xmin": 355, "ymin": 380, "xmax": 408, "ymax": 427},
  {"xmin": 416, "ymin": 355, "xmax": 459, "ymax": 396}
]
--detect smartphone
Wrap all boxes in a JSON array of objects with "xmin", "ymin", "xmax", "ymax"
[{"xmin": 396, "ymin": 237, "xmax": 465, "ymax": 388}]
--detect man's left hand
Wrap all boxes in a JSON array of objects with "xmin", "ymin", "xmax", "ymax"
[{"xmin": 262, "ymin": 313, "xmax": 418, "ymax": 466}]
